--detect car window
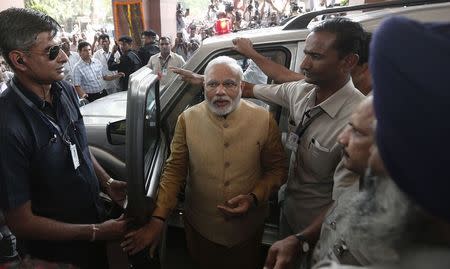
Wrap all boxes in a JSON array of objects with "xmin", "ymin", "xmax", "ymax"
[{"xmin": 144, "ymin": 87, "xmax": 158, "ymax": 156}]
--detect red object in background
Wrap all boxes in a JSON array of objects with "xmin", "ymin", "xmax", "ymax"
[{"xmin": 215, "ymin": 18, "xmax": 231, "ymax": 35}]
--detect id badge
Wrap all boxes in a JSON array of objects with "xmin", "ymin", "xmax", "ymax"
[
  {"xmin": 70, "ymin": 143, "xmax": 80, "ymax": 170},
  {"xmin": 161, "ymin": 68, "xmax": 167, "ymax": 76},
  {"xmin": 286, "ymin": 132, "xmax": 299, "ymax": 152}
]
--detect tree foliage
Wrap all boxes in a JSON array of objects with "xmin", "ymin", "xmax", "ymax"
[{"xmin": 24, "ymin": 0, "xmax": 112, "ymax": 31}]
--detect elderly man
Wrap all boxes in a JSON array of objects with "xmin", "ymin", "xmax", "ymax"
[
  {"xmin": 264, "ymin": 97, "xmax": 388, "ymax": 269},
  {"xmin": 314, "ymin": 16, "xmax": 450, "ymax": 269},
  {"xmin": 0, "ymin": 8, "xmax": 127, "ymax": 268},
  {"xmin": 122, "ymin": 56, "xmax": 287, "ymax": 269},
  {"xmin": 171, "ymin": 18, "xmax": 367, "ymax": 268},
  {"xmin": 147, "ymin": 36, "xmax": 185, "ymax": 90}
]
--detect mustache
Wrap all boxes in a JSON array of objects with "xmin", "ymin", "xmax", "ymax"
[{"xmin": 212, "ymin": 96, "xmax": 232, "ymax": 103}]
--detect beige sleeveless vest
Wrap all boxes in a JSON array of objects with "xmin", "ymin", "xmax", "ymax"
[{"xmin": 183, "ymin": 100, "xmax": 270, "ymax": 247}]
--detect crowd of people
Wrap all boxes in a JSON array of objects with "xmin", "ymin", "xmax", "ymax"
[
  {"xmin": 0, "ymin": 4, "xmax": 449, "ymax": 269},
  {"xmin": 175, "ymin": 0, "xmax": 348, "ymax": 42},
  {"xmin": 4, "ymin": 25, "xmax": 188, "ymax": 104}
]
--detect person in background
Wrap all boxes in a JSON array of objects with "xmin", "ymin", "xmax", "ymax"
[
  {"xmin": 60, "ymin": 37, "xmax": 80, "ymax": 85},
  {"xmin": 73, "ymin": 41, "xmax": 124, "ymax": 102},
  {"xmin": 107, "ymin": 36, "xmax": 142, "ymax": 91},
  {"xmin": 0, "ymin": 8, "xmax": 127, "ymax": 268},
  {"xmin": 138, "ymin": 30, "xmax": 160, "ymax": 66},
  {"xmin": 147, "ymin": 36, "xmax": 185, "ymax": 89},
  {"xmin": 0, "ymin": 56, "xmax": 14, "ymax": 94},
  {"xmin": 173, "ymin": 31, "xmax": 188, "ymax": 61},
  {"xmin": 186, "ymin": 38, "xmax": 200, "ymax": 60},
  {"xmin": 93, "ymin": 34, "xmax": 122, "ymax": 94},
  {"xmin": 70, "ymin": 34, "xmax": 78, "ymax": 52}
]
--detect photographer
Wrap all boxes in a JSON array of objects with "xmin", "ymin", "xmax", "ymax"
[{"xmin": 172, "ymin": 32, "xmax": 188, "ymax": 60}]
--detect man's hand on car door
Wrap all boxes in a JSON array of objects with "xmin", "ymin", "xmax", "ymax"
[{"xmin": 121, "ymin": 217, "xmax": 164, "ymax": 256}]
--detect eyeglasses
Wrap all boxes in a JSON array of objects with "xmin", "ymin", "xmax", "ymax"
[
  {"xmin": 205, "ymin": 79, "xmax": 239, "ymax": 91},
  {"xmin": 23, "ymin": 44, "xmax": 63, "ymax": 61}
]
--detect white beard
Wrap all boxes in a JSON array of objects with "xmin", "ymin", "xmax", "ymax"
[
  {"xmin": 206, "ymin": 91, "xmax": 242, "ymax": 116},
  {"xmin": 342, "ymin": 170, "xmax": 418, "ymax": 264}
]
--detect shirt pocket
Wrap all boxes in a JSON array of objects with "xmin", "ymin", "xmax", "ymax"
[{"xmin": 304, "ymin": 138, "xmax": 336, "ymax": 180}]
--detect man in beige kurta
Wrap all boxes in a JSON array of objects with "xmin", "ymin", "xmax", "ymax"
[{"xmin": 122, "ymin": 56, "xmax": 287, "ymax": 269}]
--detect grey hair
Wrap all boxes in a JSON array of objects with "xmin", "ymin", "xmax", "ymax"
[
  {"xmin": 204, "ymin": 56, "xmax": 244, "ymax": 82},
  {"xmin": 0, "ymin": 8, "xmax": 61, "ymax": 66}
]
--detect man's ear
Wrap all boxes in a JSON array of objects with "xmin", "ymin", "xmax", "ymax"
[
  {"xmin": 9, "ymin": 50, "xmax": 28, "ymax": 71},
  {"xmin": 342, "ymin": 53, "xmax": 359, "ymax": 73}
]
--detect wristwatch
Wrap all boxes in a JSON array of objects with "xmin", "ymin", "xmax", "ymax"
[{"xmin": 295, "ymin": 233, "xmax": 310, "ymax": 253}]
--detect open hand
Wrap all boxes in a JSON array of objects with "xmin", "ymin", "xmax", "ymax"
[
  {"xmin": 121, "ymin": 217, "xmax": 164, "ymax": 256},
  {"xmin": 217, "ymin": 194, "xmax": 254, "ymax": 218}
]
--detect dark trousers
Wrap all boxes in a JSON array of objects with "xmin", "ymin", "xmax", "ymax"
[
  {"xmin": 86, "ymin": 89, "xmax": 108, "ymax": 102},
  {"xmin": 184, "ymin": 218, "xmax": 264, "ymax": 269}
]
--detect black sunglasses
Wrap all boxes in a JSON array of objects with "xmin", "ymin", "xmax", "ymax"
[
  {"xmin": 46, "ymin": 44, "xmax": 63, "ymax": 60},
  {"xmin": 23, "ymin": 44, "xmax": 62, "ymax": 61}
]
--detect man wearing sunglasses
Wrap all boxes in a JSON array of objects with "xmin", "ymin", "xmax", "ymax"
[{"xmin": 0, "ymin": 8, "xmax": 128, "ymax": 268}]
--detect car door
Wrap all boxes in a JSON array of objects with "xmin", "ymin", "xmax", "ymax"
[{"xmin": 125, "ymin": 67, "xmax": 167, "ymax": 227}]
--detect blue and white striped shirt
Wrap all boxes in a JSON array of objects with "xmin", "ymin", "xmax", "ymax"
[{"xmin": 73, "ymin": 58, "xmax": 105, "ymax": 94}]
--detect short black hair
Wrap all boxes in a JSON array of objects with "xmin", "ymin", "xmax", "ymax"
[
  {"xmin": 358, "ymin": 32, "xmax": 372, "ymax": 65},
  {"xmin": 119, "ymin": 36, "xmax": 133, "ymax": 44},
  {"xmin": 312, "ymin": 18, "xmax": 365, "ymax": 59},
  {"xmin": 142, "ymin": 30, "xmax": 157, "ymax": 38},
  {"xmin": 0, "ymin": 8, "xmax": 61, "ymax": 66},
  {"xmin": 78, "ymin": 41, "xmax": 91, "ymax": 52},
  {"xmin": 160, "ymin": 36, "xmax": 171, "ymax": 44},
  {"xmin": 98, "ymin": 34, "xmax": 110, "ymax": 41}
]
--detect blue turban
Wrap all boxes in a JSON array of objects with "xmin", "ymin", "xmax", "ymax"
[{"xmin": 371, "ymin": 16, "xmax": 450, "ymax": 222}]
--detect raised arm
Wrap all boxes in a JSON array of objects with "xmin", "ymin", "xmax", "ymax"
[{"xmin": 232, "ymin": 37, "xmax": 304, "ymax": 83}]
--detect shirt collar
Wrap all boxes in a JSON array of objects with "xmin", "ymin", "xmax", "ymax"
[
  {"xmin": 310, "ymin": 78, "xmax": 358, "ymax": 118},
  {"xmin": 12, "ymin": 77, "xmax": 63, "ymax": 108},
  {"xmin": 158, "ymin": 52, "xmax": 172, "ymax": 60}
]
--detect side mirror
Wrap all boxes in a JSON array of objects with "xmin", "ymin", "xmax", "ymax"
[{"xmin": 107, "ymin": 119, "xmax": 126, "ymax": 145}]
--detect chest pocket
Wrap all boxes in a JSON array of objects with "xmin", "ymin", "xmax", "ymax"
[{"xmin": 301, "ymin": 138, "xmax": 340, "ymax": 180}]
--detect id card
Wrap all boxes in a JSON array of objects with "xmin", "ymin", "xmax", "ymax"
[
  {"xmin": 70, "ymin": 143, "xmax": 80, "ymax": 170},
  {"xmin": 286, "ymin": 132, "xmax": 299, "ymax": 152},
  {"xmin": 161, "ymin": 68, "xmax": 167, "ymax": 76}
]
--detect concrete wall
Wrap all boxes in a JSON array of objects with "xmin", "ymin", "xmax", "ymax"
[{"xmin": 0, "ymin": 0, "xmax": 24, "ymax": 11}]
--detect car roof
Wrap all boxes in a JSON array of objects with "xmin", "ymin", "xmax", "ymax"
[{"xmin": 185, "ymin": 0, "xmax": 450, "ymax": 69}]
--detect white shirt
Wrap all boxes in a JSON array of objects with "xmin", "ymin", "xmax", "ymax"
[
  {"xmin": 63, "ymin": 51, "xmax": 81, "ymax": 83},
  {"xmin": 147, "ymin": 52, "xmax": 185, "ymax": 90},
  {"xmin": 93, "ymin": 48, "xmax": 120, "ymax": 93}
]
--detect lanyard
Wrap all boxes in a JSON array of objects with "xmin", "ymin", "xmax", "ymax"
[
  {"xmin": 295, "ymin": 107, "xmax": 324, "ymax": 141},
  {"xmin": 9, "ymin": 79, "xmax": 72, "ymax": 145},
  {"xmin": 159, "ymin": 55, "xmax": 171, "ymax": 70}
]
